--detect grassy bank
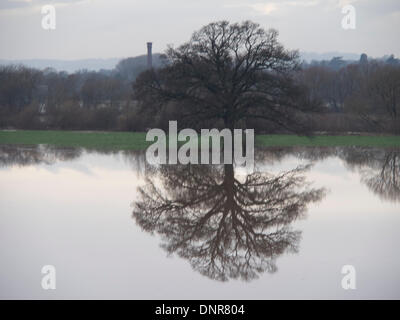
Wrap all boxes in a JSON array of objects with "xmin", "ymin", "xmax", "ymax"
[
  {"xmin": 255, "ymin": 134, "xmax": 400, "ymax": 147},
  {"xmin": 0, "ymin": 130, "xmax": 150, "ymax": 150},
  {"xmin": 0, "ymin": 130, "xmax": 400, "ymax": 149}
]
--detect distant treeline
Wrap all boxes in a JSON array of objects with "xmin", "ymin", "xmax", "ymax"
[
  {"xmin": 298, "ymin": 54, "xmax": 400, "ymax": 133},
  {"xmin": 0, "ymin": 53, "xmax": 399, "ymax": 133}
]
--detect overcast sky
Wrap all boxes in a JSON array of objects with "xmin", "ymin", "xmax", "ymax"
[{"xmin": 0, "ymin": 0, "xmax": 399, "ymax": 60}]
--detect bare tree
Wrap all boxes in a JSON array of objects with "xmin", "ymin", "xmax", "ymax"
[
  {"xmin": 133, "ymin": 21, "xmax": 314, "ymax": 132},
  {"xmin": 0, "ymin": 65, "xmax": 42, "ymax": 111},
  {"xmin": 369, "ymin": 65, "xmax": 400, "ymax": 120}
]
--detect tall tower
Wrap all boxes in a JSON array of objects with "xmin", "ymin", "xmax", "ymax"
[{"xmin": 147, "ymin": 42, "xmax": 153, "ymax": 69}]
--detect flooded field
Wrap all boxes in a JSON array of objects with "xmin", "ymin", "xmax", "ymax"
[{"xmin": 0, "ymin": 145, "xmax": 399, "ymax": 299}]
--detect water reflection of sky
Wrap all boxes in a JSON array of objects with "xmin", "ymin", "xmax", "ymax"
[{"xmin": 0, "ymin": 145, "xmax": 399, "ymax": 299}]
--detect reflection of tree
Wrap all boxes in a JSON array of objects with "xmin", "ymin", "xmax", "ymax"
[
  {"xmin": 0, "ymin": 145, "xmax": 146, "ymax": 173},
  {"xmin": 255, "ymin": 146, "xmax": 339, "ymax": 165},
  {"xmin": 360, "ymin": 151, "xmax": 399, "ymax": 202},
  {"xmin": 341, "ymin": 147, "xmax": 400, "ymax": 202},
  {"xmin": 256, "ymin": 146, "xmax": 400, "ymax": 203},
  {"xmin": 0, "ymin": 145, "xmax": 82, "ymax": 167},
  {"xmin": 132, "ymin": 164, "xmax": 325, "ymax": 281}
]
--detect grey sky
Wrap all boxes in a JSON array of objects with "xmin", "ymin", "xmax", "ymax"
[{"xmin": 0, "ymin": 0, "xmax": 399, "ymax": 60}]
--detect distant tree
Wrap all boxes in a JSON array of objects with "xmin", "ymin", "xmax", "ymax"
[
  {"xmin": 328, "ymin": 57, "xmax": 346, "ymax": 70},
  {"xmin": 116, "ymin": 57, "xmax": 147, "ymax": 83},
  {"xmin": 80, "ymin": 75, "xmax": 102, "ymax": 108},
  {"xmin": 115, "ymin": 55, "xmax": 163, "ymax": 83},
  {"xmin": 80, "ymin": 73, "xmax": 126, "ymax": 108},
  {"xmin": 359, "ymin": 53, "xmax": 368, "ymax": 65},
  {"xmin": 42, "ymin": 70, "xmax": 75, "ymax": 109},
  {"xmin": 0, "ymin": 65, "xmax": 42, "ymax": 110},
  {"xmin": 133, "ymin": 21, "xmax": 314, "ymax": 132},
  {"xmin": 368, "ymin": 65, "xmax": 400, "ymax": 119},
  {"xmin": 386, "ymin": 54, "xmax": 400, "ymax": 66},
  {"xmin": 298, "ymin": 66, "xmax": 332, "ymax": 109},
  {"xmin": 299, "ymin": 64, "xmax": 357, "ymax": 112}
]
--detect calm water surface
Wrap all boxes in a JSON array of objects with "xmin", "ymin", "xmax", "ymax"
[{"xmin": 0, "ymin": 145, "xmax": 399, "ymax": 299}]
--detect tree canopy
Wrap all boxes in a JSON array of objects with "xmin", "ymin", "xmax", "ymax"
[{"xmin": 133, "ymin": 20, "xmax": 314, "ymax": 132}]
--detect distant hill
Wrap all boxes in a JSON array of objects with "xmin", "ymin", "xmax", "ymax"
[
  {"xmin": 0, "ymin": 52, "xmax": 362, "ymax": 73},
  {"xmin": 0, "ymin": 54, "xmax": 164, "ymax": 73},
  {"xmin": 300, "ymin": 51, "xmax": 361, "ymax": 62},
  {"xmin": 0, "ymin": 58, "xmax": 122, "ymax": 73}
]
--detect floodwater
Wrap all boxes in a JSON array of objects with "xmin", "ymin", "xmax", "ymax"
[{"xmin": 0, "ymin": 144, "xmax": 399, "ymax": 299}]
